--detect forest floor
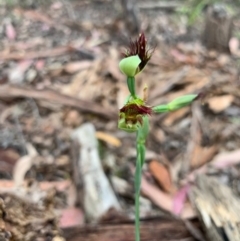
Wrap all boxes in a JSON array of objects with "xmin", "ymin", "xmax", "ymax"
[{"xmin": 1, "ymin": 0, "xmax": 240, "ymax": 240}]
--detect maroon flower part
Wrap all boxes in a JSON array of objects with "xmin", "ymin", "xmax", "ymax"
[
  {"xmin": 120, "ymin": 103, "xmax": 152, "ymax": 125},
  {"xmin": 124, "ymin": 33, "xmax": 153, "ymax": 71}
]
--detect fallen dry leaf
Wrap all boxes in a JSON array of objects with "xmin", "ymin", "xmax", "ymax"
[
  {"xmin": 207, "ymin": 95, "xmax": 234, "ymax": 113},
  {"xmin": 141, "ymin": 174, "xmax": 173, "ymax": 212},
  {"xmin": 96, "ymin": 131, "xmax": 122, "ymax": 147},
  {"xmin": 5, "ymin": 21, "xmax": 16, "ymax": 40},
  {"xmin": 190, "ymin": 145, "xmax": 218, "ymax": 169},
  {"xmin": 149, "ymin": 160, "xmax": 175, "ymax": 194},
  {"xmin": 141, "ymin": 175, "xmax": 195, "ymax": 219},
  {"xmin": 173, "ymin": 185, "xmax": 190, "ymax": 215},
  {"xmin": 59, "ymin": 207, "xmax": 84, "ymax": 228},
  {"xmin": 211, "ymin": 149, "xmax": 240, "ymax": 169}
]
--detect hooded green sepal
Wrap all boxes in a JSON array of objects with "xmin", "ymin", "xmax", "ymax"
[
  {"xmin": 167, "ymin": 94, "xmax": 198, "ymax": 111},
  {"xmin": 119, "ymin": 55, "xmax": 141, "ymax": 77}
]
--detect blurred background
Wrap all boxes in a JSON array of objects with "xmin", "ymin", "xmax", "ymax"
[{"xmin": 1, "ymin": 0, "xmax": 240, "ymax": 240}]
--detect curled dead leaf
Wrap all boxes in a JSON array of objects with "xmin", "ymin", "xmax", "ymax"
[
  {"xmin": 141, "ymin": 175, "xmax": 195, "ymax": 219},
  {"xmin": 207, "ymin": 95, "xmax": 234, "ymax": 113},
  {"xmin": 190, "ymin": 145, "xmax": 218, "ymax": 169},
  {"xmin": 173, "ymin": 185, "xmax": 190, "ymax": 215},
  {"xmin": 149, "ymin": 160, "xmax": 176, "ymax": 194},
  {"xmin": 96, "ymin": 131, "xmax": 121, "ymax": 147}
]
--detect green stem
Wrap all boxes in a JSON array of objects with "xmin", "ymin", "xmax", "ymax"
[
  {"xmin": 135, "ymin": 152, "xmax": 141, "ymax": 241},
  {"xmin": 127, "ymin": 76, "xmax": 136, "ymax": 98},
  {"xmin": 134, "ymin": 116, "xmax": 149, "ymax": 241}
]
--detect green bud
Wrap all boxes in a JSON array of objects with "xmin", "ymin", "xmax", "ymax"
[
  {"xmin": 167, "ymin": 94, "xmax": 198, "ymax": 111},
  {"xmin": 119, "ymin": 55, "xmax": 141, "ymax": 77}
]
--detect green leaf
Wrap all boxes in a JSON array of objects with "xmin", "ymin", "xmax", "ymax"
[
  {"xmin": 167, "ymin": 94, "xmax": 198, "ymax": 111},
  {"xmin": 119, "ymin": 55, "xmax": 141, "ymax": 77},
  {"xmin": 152, "ymin": 104, "xmax": 169, "ymax": 113}
]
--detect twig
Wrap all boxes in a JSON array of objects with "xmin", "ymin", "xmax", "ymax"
[
  {"xmin": 0, "ymin": 45, "xmax": 75, "ymax": 60},
  {"xmin": 0, "ymin": 85, "xmax": 117, "ymax": 119}
]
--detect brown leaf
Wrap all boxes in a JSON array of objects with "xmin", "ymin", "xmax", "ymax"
[
  {"xmin": 207, "ymin": 95, "xmax": 234, "ymax": 113},
  {"xmin": 149, "ymin": 160, "xmax": 175, "ymax": 194},
  {"xmin": 96, "ymin": 131, "xmax": 121, "ymax": 147},
  {"xmin": 141, "ymin": 175, "xmax": 196, "ymax": 219},
  {"xmin": 190, "ymin": 145, "xmax": 218, "ymax": 169}
]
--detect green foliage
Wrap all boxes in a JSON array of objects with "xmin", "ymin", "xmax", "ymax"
[
  {"xmin": 177, "ymin": 0, "xmax": 236, "ymax": 26},
  {"xmin": 153, "ymin": 95, "xmax": 198, "ymax": 113}
]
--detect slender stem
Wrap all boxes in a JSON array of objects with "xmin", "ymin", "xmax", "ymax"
[
  {"xmin": 135, "ymin": 151, "xmax": 141, "ymax": 241},
  {"xmin": 127, "ymin": 76, "xmax": 136, "ymax": 98},
  {"xmin": 134, "ymin": 116, "xmax": 149, "ymax": 241}
]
